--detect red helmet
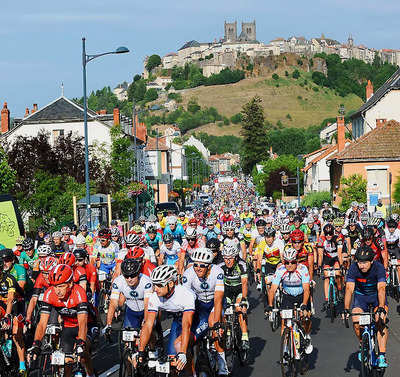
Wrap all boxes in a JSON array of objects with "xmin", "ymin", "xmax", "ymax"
[
  {"xmin": 98, "ymin": 228, "xmax": 111, "ymax": 240},
  {"xmin": 126, "ymin": 246, "xmax": 145, "ymax": 261},
  {"xmin": 39, "ymin": 256, "xmax": 58, "ymax": 272},
  {"xmin": 189, "ymin": 218, "xmax": 198, "ymax": 225},
  {"xmin": 139, "ymin": 235, "xmax": 147, "ymax": 247},
  {"xmin": 49, "ymin": 264, "xmax": 73, "ymax": 285},
  {"xmin": 290, "ymin": 229, "xmax": 305, "ymax": 242},
  {"xmin": 58, "ymin": 252, "xmax": 76, "ymax": 267}
]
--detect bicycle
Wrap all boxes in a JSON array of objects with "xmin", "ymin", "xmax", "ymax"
[
  {"xmin": 322, "ymin": 267, "xmax": 342, "ymax": 323},
  {"xmin": 0, "ymin": 326, "xmax": 19, "ymax": 377},
  {"xmin": 273, "ymin": 306, "xmax": 309, "ymax": 377},
  {"xmin": 97, "ymin": 271, "xmax": 113, "ymax": 327},
  {"xmin": 45, "ymin": 350, "xmax": 87, "ymax": 377},
  {"xmin": 343, "ymin": 305, "xmax": 387, "ymax": 377},
  {"xmin": 118, "ymin": 327, "xmax": 141, "ymax": 377},
  {"xmin": 195, "ymin": 326, "xmax": 219, "ymax": 377},
  {"xmin": 387, "ymin": 253, "xmax": 399, "ymax": 302},
  {"xmin": 261, "ymin": 263, "xmax": 281, "ymax": 332},
  {"xmin": 146, "ymin": 353, "xmax": 188, "ymax": 377}
]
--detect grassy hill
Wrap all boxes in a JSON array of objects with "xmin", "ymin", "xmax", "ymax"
[{"xmin": 178, "ymin": 67, "xmax": 363, "ymax": 133}]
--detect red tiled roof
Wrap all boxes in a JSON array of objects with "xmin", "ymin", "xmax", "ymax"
[
  {"xmin": 329, "ymin": 120, "xmax": 400, "ymax": 161},
  {"xmin": 146, "ymin": 136, "xmax": 169, "ymax": 151},
  {"xmin": 302, "ymin": 145, "xmax": 330, "ymax": 159}
]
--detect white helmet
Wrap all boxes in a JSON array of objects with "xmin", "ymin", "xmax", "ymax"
[
  {"xmin": 191, "ymin": 248, "xmax": 214, "ymax": 264},
  {"xmin": 273, "ymin": 218, "xmax": 282, "ymax": 227},
  {"xmin": 368, "ymin": 217, "xmax": 380, "ymax": 226},
  {"xmin": 391, "ymin": 213, "xmax": 400, "ymax": 222},
  {"xmin": 283, "ymin": 247, "xmax": 298, "ymax": 262},
  {"xmin": 280, "ymin": 224, "xmax": 291, "ymax": 234},
  {"xmin": 205, "ymin": 218, "xmax": 215, "ymax": 226},
  {"xmin": 75, "ymin": 234, "xmax": 86, "ymax": 245},
  {"xmin": 360, "ymin": 212, "xmax": 370, "ymax": 221},
  {"xmin": 186, "ymin": 227, "xmax": 197, "ymax": 239},
  {"xmin": 37, "ymin": 244, "xmax": 52, "ymax": 256},
  {"xmin": 306, "ymin": 216, "xmax": 314, "ymax": 224},
  {"xmin": 221, "ymin": 245, "xmax": 239, "ymax": 258},
  {"xmin": 125, "ymin": 233, "xmax": 141, "ymax": 246},
  {"xmin": 168, "ymin": 216, "xmax": 177, "ymax": 225},
  {"xmin": 151, "ymin": 265, "xmax": 177, "ymax": 285}
]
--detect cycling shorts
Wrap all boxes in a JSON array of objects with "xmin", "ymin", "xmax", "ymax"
[
  {"xmin": 99, "ymin": 261, "xmax": 116, "ymax": 275},
  {"xmin": 262, "ymin": 262, "xmax": 278, "ymax": 276},
  {"xmin": 224, "ymin": 285, "xmax": 242, "ymax": 303},
  {"xmin": 123, "ymin": 307, "xmax": 144, "ymax": 328},
  {"xmin": 166, "ymin": 255, "xmax": 179, "ymax": 266},
  {"xmin": 281, "ymin": 293, "xmax": 310, "ymax": 311},
  {"xmin": 323, "ymin": 255, "xmax": 339, "ymax": 267},
  {"xmin": 191, "ymin": 300, "xmax": 214, "ymax": 342},
  {"xmin": 388, "ymin": 248, "xmax": 400, "ymax": 260},
  {"xmin": 352, "ymin": 293, "xmax": 381, "ymax": 313},
  {"xmin": 12, "ymin": 300, "xmax": 25, "ymax": 328},
  {"xmin": 167, "ymin": 318, "xmax": 195, "ymax": 356},
  {"xmin": 60, "ymin": 323, "xmax": 98, "ymax": 354}
]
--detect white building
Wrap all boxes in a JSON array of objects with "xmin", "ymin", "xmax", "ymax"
[
  {"xmin": 113, "ymin": 83, "xmax": 128, "ymax": 101},
  {"xmin": 183, "ymin": 135, "xmax": 210, "ymax": 160}
]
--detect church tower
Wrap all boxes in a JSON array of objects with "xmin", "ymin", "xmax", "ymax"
[
  {"xmin": 241, "ymin": 20, "xmax": 256, "ymax": 41},
  {"xmin": 224, "ymin": 21, "xmax": 237, "ymax": 42},
  {"xmin": 348, "ymin": 32, "xmax": 354, "ymax": 46}
]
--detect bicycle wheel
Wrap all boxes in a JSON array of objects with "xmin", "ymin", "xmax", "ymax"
[
  {"xmin": 393, "ymin": 269, "xmax": 399, "ymax": 303},
  {"xmin": 360, "ymin": 332, "xmax": 371, "ymax": 377},
  {"xmin": 271, "ymin": 291, "xmax": 281, "ymax": 332},
  {"xmin": 119, "ymin": 348, "xmax": 135, "ymax": 377},
  {"xmin": 280, "ymin": 327, "xmax": 295, "ymax": 377},
  {"xmin": 197, "ymin": 365, "xmax": 213, "ymax": 377},
  {"xmin": 225, "ymin": 324, "xmax": 236, "ymax": 374},
  {"xmin": 297, "ymin": 331, "xmax": 309, "ymax": 375},
  {"xmin": 234, "ymin": 322, "xmax": 248, "ymax": 366},
  {"xmin": 97, "ymin": 288, "xmax": 107, "ymax": 327},
  {"xmin": 329, "ymin": 283, "xmax": 335, "ymax": 323}
]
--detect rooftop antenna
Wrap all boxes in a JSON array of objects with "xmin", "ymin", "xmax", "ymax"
[{"xmin": 61, "ymin": 82, "xmax": 64, "ymax": 97}]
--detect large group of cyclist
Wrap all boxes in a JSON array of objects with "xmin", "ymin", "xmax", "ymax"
[{"xmin": 0, "ymin": 179, "xmax": 398, "ymax": 377}]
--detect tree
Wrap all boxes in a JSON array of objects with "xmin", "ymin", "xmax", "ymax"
[
  {"xmin": 134, "ymin": 80, "xmax": 147, "ymax": 102},
  {"xmin": 392, "ymin": 175, "xmax": 400, "ymax": 203},
  {"xmin": 187, "ymin": 97, "xmax": 201, "ymax": 114},
  {"xmin": 272, "ymin": 73, "xmax": 279, "ymax": 80},
  {"xmin": 240, "ymin": 96, "xmax": 269, "ymax": 174},
  {"xmin": 292, "ymin": 70, "xmax": 300, "ymax": 79},
  {"xmin": 302, "ymin": 191, "xmax": 332, "ymax": 208},
  {"xmin": 144, "ymin": 88, "xmax": 158, "ymax": 103},
  {"xmin": 184, "ymin": 145, "xmax": 210, "ymax": 185},
  {"xmin": 338, "ymin": 174, "xmax": 367, "ymax": 211},
  {"xmin": 146, "ymin": 54, "xmax": 161, "ymax": 72},
  {"xmin": 0, "ymin": 146, "xmax": 16, "ymax": 194}
]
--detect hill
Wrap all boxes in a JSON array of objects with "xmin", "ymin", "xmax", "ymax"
[{"xmin": 177, "ymin": 66, "xmax": 363, "ymax": 132}]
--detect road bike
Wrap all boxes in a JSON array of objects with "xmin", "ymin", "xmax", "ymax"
[
  {"xmin": 118, "ymin": 327, "xmax": 141, "ymax": 377},
  {"xmin": 261, "ymin": 264, "xmax": 281, "ymax": 332},
  {"xmin": 97, "ymin": 271, "xmax": 113, "ymax": 327},
  {"xmin": 387, "ymin": 252, "xmax": 399, "ymax": 302},
  {"xmin": 322, "ymin": 267, "xmax": 342, "ymax": 323},
  {"xmin": 0, "ymin": 326, "xmax": 19, "ymax": 377}
]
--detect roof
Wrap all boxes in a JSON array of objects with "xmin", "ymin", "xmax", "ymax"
[
  {"xmin": 302, "ymin": 145, "xmax": 330, "ymax": 160},
  {"xmin": 178, "ymin": 40, "xmax": 200, "ymax": 51},
  {"xmin": 328, "ymin": 120, "xmax": 400, "ymax": 161},
  {"xmin": 350, "ymin": 68, "xmax": 400, "ymax": 119},
  {"xmin": 146, "ymin": 136, "xmax": 169, "ymax": 151}
]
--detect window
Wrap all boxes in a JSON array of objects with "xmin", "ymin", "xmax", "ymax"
[{"xmin": 53, "ymin": 129, "xmax": 64, "ymax": 146}]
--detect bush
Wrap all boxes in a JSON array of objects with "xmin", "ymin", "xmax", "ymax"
[
  {"xmin": 276, "ymin": 83, "xmax": 280, "ymax": 87},
  {"xmin": 223, "ymin": 117, "xmax": 230, "ymax": 126},
  {"xmin": 286, "ymin": 114, "xmax": 292, "ymax": 121},
  {"xmin": 285, "ymin": 71, "xmax": 289, "ymax": 77},
  {"xmin": 230, "ymin": 113, "xmax": 243, "ymax": 124},
  {"xmin": 273, "ymin": 191, "xmax": 282, "ymax": 201},
  {"xmin": 292, "ymin": 70, "xmax": 300, "ymax": 79},
  {"xmin": 297, "ymin": 95, "xmax": 303, "ymax": 100},
  {"xmin": 302, "ymin": 191, "xmax": 332, "ymax": 208},
  {"xmin": 217, "ymin": 122, "xmax": 223, "ymax": 128},
  {"xmin": 313, "ymin": 87, "xmax": 319, "ymax": 92},
  {"xmin": 272, "ymin": 73, "xmax": 279, "ymax": 80}
]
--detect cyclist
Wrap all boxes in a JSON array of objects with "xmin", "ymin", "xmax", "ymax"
[
  {"xmin": 156, "ymin": 211, "xmax": 167, "ymax": 229},
  {"xmin": 280, "ymin": 224, "xmax": 292, "ymax": 246},
  {"xmin": 219, "ymin": 207, "xmax": 234, "ymax": 225},
  {"xmin": 265, "ymin": 248, "xmax": 313, "ymax": 354},
  {"xmin": 207, "ymin": 238, "xmax": 222, "ymax": 264},
  {"xmin": 92, "ymin": 228, "xmax": 119, "ymax": 278},
  {"xmin": 138, "ymin": 265, "xmax": 196, "ymax": 376},
  {"xmin": 61, "ymin": 226, "xmax": 75, "ymax": 251},
  {"xmin": 59, "ymin": 252, "xmax": 88, "ymax": 291},
  {"xmin": 78, "ymin": 224, "xmax": 94, "ymax": 246},
  {"xmin": 13, "ymin": 236, "xmax": 25, "ymax": 257},
  {"xmin": 164, "ymin": 216, "xmax": 186, "ymax": 245},
  {"xmin": 183, "ymin": 248, "xmax": 228, "ymax": 375},
  {"xmin": 34, "ymin": 226, "xmax": 47, "ymax": 250},
  {"xmin": 346, "ymin": 217, "xmax": 363, "ymax": 261},
  {"xmin": 291, "ymin": 216, "xmax": 307, "ymax": 234},
  {"xmin": 179, "ymin": 227, "xmax": 205, "ymax": 275},
  {"xmin": 220, "ymin": 221, "xmax": 246, "ymax": 260},
  {"xmin": 240, "ymin": 205, "xmax": 254, "ymax": 221},
  {"xmin": 218, "ymin": 245, "xmax": 249, "ymax": 350},
  {"xmin": 317, "ymin": 224, "xmax": 344, "ymax": 308},
  {"xmin": 343, "ymin": 246, "xmax": 388, "ymax": 368},
  {"xmin": 145, "ymin": 225, "xmax": 163, "ymax": 255},
  {"xmin": 111, "ymin": 227, "xmax": 124, "ymax": 249},
  {"xmin": 158, "ymin": 232, "xmax": 181, "ymax": 268},
  {"xmin": 50, "ymin": 231, "xmax": 69, "ymax": 258},
  {"xmin": 28, "ymin": 264, "xmax": 97, "ymax": 377},
  {"xmin": 359, "ymin": 212, "xmax": 370, "ymax": 230},
  {"xmin": 31, "ymin": 244, "xmax": 53, "ymax": 281},
  {"xmin": 19, "ymin": 238, "xmax": 38, "ymax": 274},
  {"xmin": 178, "ymin": 212, "xmax": 189, "ymax": 229},
  {"xmin": 239, "ymin": 217, "xmax": 254, "ymax": 251},
  {"xmin": 202, "ymin": 217, "xmax": 221, "ymax": 242},
  {"xmin": 74, "ymin": 248, "xmax": 98, "ymax": 300}
]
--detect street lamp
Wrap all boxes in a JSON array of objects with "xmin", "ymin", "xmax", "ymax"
[{"xmin": 82, "ymin": 37, "xmax": 129, "ymax": 229}]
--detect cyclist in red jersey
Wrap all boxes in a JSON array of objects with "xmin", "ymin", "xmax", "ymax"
[
  {"xmin": 73, "ymin": 248, "xmax": 99, "ymax": 300},
  {"xmin": 28, "ymin": 264, "xmax": 97, "ymax": 377},
  {"xmin": 126, "ymin": 247, "xmax": 156, "ymax": 277}
]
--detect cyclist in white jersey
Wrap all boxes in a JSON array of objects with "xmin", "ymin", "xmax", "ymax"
[
  {"xmin": 92, "ymin": 229, "xmax": 119, "ymax": 276},
  {"xmin": 159, "ymin": 233, "xmax": 181, "ymax": 267}
]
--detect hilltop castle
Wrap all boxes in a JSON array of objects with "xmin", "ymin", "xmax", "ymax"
[{"xmin": 224, "ymin": 20, "xmax": 257, "ymax": 43}]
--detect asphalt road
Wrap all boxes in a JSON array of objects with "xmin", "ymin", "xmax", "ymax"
[{"xmin": 93, "ymin": 275, "xmax": 400, "ymax": 377}]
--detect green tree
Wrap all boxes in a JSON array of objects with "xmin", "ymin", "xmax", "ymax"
[
  {"xmin": 187, "ymin": 97, "xmax": 201, "ymax": 114},
  {"xmin": 292, "ymin": 69, "xmax": 300, "ymax": 79},
  {"xmin": 338, "ymin": 174, "xmax": 367, "ymax": 211},
  {"xmin": 146, "ymin": 54, "xmax": 162, "ymax": 72},
  {"xmin": 184, "ymin": 145, "xmax": 210, "ymax": 185},
  {"xmin": 0, "ymin": 146, "xmax": 16, "ymax": 194},
  {"xmin": 272, "ymin": 73, "xmax": 279, "ymax": 80},
  {"xmin": 134, "ymin": 80, "xmax": 147, "ymax": 101},
  {"xmin": 392, "ymin": 175, "xmax": 400, "ymax": 203},
  {"xmin": 144, "ymin": 88, "xmax": 158, "ymax": 103},
  {"xmin": 241, "ymin": 96, "xmax": 269, "ymax": 174},
  {"xmin": 302, "ymin": 191, "xmax": 332, "ymax": 208}
]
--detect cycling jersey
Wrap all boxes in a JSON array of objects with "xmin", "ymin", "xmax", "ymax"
[
  {"xmin": 92, "ymin": 241, "xmax": 119, "ymax": 265},
  {"xmin": 284, "ymin": 243, "xmax": 313, "ymax": 267},
  {"xmin": 240, "ymin": 212, "xmax": 254, "ymax": 221},
  {"xmin": 164, "ymin": 224, "xmax": 185, "ymax": 245},
  {"xmin": 304, "ymin": 224, "xmax": 319, "ymax": 243},
  {"xmin": 141, "ymin": 260, "xmax": 156, "ymax": 277},
  {"xmin": 7, "ymin": 263, "xmax": 32, "ymax": 296},
  {"xmin": 31, "ymin": 273, "xmax": 50, "ymax": 300},
  {"xmin": 19, "ymin": 251, "xmax": 38, "ymax": 271},
  {"xmin": 255, "ymin": 238, "xmax": 284, "ymax": 265},
  {"xmin": 317, "ymin": 235, "xmax": 342, "ymax": 258},
  {"xmin": 250, "ymin": 229, "xmax": 265, "ymax": 246},
  {"xmin": 272, "ymin": 264, "xmax": 310, "ymax": 296},
  {"xmin": 218, "ymin": 259, "xmax": 247, "ymax": 287},
  {"xmin": 182, "ymin": 265, "xmax": 224, "ymax": 303},
  {"xmin": 385, "ymin": 228, "xmax": 400, "ymax": 252},
  {"xmin": 84, "ymin": 263, "xmax": 100, "ymax": 291},
  {"xmin": 180, "ymin": 239, "xmax": 205, "ymax": 259},
  {"xmin": 220, "ymin": 234, "xmax": 243, "ymax": 249},
  {"xmin": 145, "ymin": 233, "xmax": 162, "ymax": 252},
  {"xmin": 160, "ymin": 241, "xmax": 181, "ymax": 264},
  {"xmin": 50, "ymin": 241, "xmax": 69, "ymax": 257},
  {"xmin": 346, "ymin": 261, "xmax": 386, "ymax": 297},
  {"xmin": 346, "ymin": 225, "xmax": 363, "ymax": 249},
  {"xmin": 202, "ymin": 226, "xmax": 221, "ymax": 241},
  {"xmin": 354, "ymin": 238, "xmax": 385, "ymax": 262},
  {"xmin": 239, "ymin": 225, "xmax": 254, "ymax": 244},
  {"xmin": 290, "ymin": 224, "xmax": 308, "ymax": 233},
  {"xmin": 0, "ymin": 272, "xmax": 17, "ymax": 303}
]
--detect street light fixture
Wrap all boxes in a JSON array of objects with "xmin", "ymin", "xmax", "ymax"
[{"xmin": 82, "ymin": 37, "xmax": 129, "ymax": 229}]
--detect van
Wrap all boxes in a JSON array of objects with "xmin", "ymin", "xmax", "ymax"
[{"xmin": 155, "ymin": 202, "xmax": 179, "ymax": 216}]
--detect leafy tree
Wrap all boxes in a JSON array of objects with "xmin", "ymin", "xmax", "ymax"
[
  {"xmin": 187, "ymin": 97, "xmax": 201, "ymax": 114},
  {"xmin": 185, "ymin": 145, "xmax": 210, "ymax": 185},
  {"xmin": 292, "ymin": 70, "xmax": 300, "ymax": 79},
  {"xmin": 133, "ymin": 74, "xmax": 142, "ymax": 82},
  {"xmin": 302, "ymin": 191, "xmax": 332, "ymax": 207},
  {"xmin": 230, "ymin": 113, "xmax": 243, "ymax": 124},
  {"xmin": 284, "ymin": 71, "xmax": 289, "ymax": 77},
  {"xmin": 144, "ymin": 88, "xmax": 158, "ymax": 103},
  {"xmin": 146, "ymin": 54, "xmax": 162, "ymax": 71},
  {"xmin": 392, "ymin": 175, "xmax": 400, "ymax": 203},
  {"xmin": 0, "ymin": 146, "xmax": 16, "ymax": 194},
  {"xmin": 272, "ymin": 73, "xmax": 279, "ymax": 80},
  {"xmin": 240, "ymin": 96, "xmax": 269, "ymax": 174},
  {"xmin": 134, "ymin": 80, "xmax": 147, "ymax": 102},
  {"xmin": 338, "ymin": 174, "xmax": 367, "ymax": 211}
]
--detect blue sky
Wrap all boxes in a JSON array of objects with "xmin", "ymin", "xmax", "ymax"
[{"xmin": 1, "ymin": 0, "xmax": 399, "ymax": 117}]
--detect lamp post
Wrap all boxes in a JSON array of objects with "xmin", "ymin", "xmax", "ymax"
[{"xmin": 82, "ymin": 37, "xmax": 129, "ymax": 229}]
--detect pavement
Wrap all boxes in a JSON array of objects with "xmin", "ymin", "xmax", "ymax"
[{"xmin": 91, "ymin": 274, "xmax": 400, "ymax": 377}]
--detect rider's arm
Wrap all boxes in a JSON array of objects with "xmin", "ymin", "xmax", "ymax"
[
  {"xmin": 213, "ymin": 290, "xmax": 224, "ymax": 323},
  {"xmin": 106, "ymin": 298, "xmax": 118, "ymax": 326},
  {"xmin": 139, "ymin": 311, "xmax": 157, "ymax": 351},
  {"xmin": 302, "ymin": 282, "xmax": 310, "ymax": 307},
  {"xmin": 343, "ymin": 281, "xmax": 355, "ymax": 310},
  {"xmin": 337, "ymin": 244, "xmax": 343, "ymax": 266},
  {"xmin": 307, "ymin": 250, "xmax": 314, "ymax": 280},
  {"xmin": 241, "ymin": 276, "xmax": 248, "ymax": 299},
  {"xmin": 248, "ymin": 238, "xmax": 255, "ymax": 256},
  {"xmin": 5, "ymin": 289, "xmax": 14, "ymax": 316},
  {"xmin": 377, "ymin": 281, "xmax": 386, "ymax": 308},
  {"xmin": 178, "ymin": 251, "xmax": 185, "ymax": 275},
  {"xmin": 179, "ymin": 310, "xmax": 194, "ymax": 354},
  {"xmin": 33, "ymin": 312, "xmax": 50, "ymax": 342},
  {"xmin": 240, "ymin": 240, "xmax": 247, "ymax": 261},
  {"xmin": 77, "ymin": 312, "xmax": 88, "ymax": 342},
  {"xmin": 26, "ymin": 296, "xmax": 38, "ymax": 321}
]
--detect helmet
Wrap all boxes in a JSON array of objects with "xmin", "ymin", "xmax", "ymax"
[
  {"xmin": 15, "ymin": 236, "xmax": 25, "ymax": 245},
  {"xmin": 206, "ymin": 238, "xmax": 221, "ymax": 252},
  {"xmin": 362, "ymin": 226, "xmax": 374, "ymax": 240},
  {"xmin": 326, "ymin": 213, "xmax": 335, "ymax": 221},
  {"xmin": 126, "ymin": 246, "xmax": 145, "ymax": 260},
  {"xmin": 273, "ymin": 218, "xmax": 282, "ymax": 227},
  {"xmin": 75, "ymin": 234, "xmax": 86, "ymax": 245},
  {"xmin": 374, "ymin": 211, "xmax": 383, "ymax": 219},
  {"xmin": 338, "ymin": 211, "xmax": 346, "ymax": 219},
  {"xmin": 167, "ymin": 216, "xmax": 177, "ymax": 225},
  {"xmin": 131, "ymin": 224, "xmax": 143, "ymax": 234},
  {"xmin": 98, "ymin": 228, "xmax": 111, "ymax": 240},
  {"xmin": 243, "ymin": 205, "xmax": 249, "ymax": 211},
  {"xmin": 121, "ymin": 258, "xmax": 142, "ymax": 276},
  {"xmin": 0, "ymin": 248, "xmax": 14, "ymax": 260},
  {"xmin": 189, "ymin": 218, "xmax": 198, "ymax": 225},
  {"xmin": 223, "ymin": 207, "xmax": 230, "ymax": 214},
  {"xmin": 49, "ymin": 264, "xmax": 74, "ymax": 285},
  {"xmin": 351, "ymin": 201, "xmax": 358, "ymax": 208},
  {"xmin": 387, "ymin": 219, "xmax": 398, "ymax": 229},
  {"xmin": 22, "ymin": 238, "xmax": 34, "ymax": 250},
  {"xmin": 147, "ymin": 226, "xmax": 157, "ymax": 234},
  {"xmin": 191, "ymin": 248, "xmax": 214, "ymax": 264},
  {"xmin": 391, "ymin": 213, "xmax": 400, "ymax": 222},
  {"xmin": 151, "ymin": 265, "xmax": 177, "ymax": 285},
  {"xmin": 333, "ymin": 218, "xmax": 344, "ymax": 227},
  {"xmin": 288, "ymin": 210, "xmax": 295, "ymax": 217},
  {"xmin": 293, "ymin": 216, "xmax": 302, "ymax": 223},
  {"xmin": 79, "ymin": 224, "xmax": 88, "ymax": 231},
  {"xmin": 39, "ymin": 256, "xmax": 58, "ymax": 272},
  {"xmin": 368, "ymin": 217, "xmax": 380, "ymax": 227},
  {"xmin": 125, "ymin": 233, "xmax": 141, "ymax": 246},
  {"xmin": 360, "ymin": 212, "xmax": 370, "ymax": 221},
  {"xmin": 179, "ymin": 212, "xmax": 185, "ymax": 217},
  {"xmin": 205, "ymin": 218, "xmax": 215, "ymax": 226},
  {"xmin": 265, "ymin": 227, "xmax": 276, "ymax": 238},
  {"xmin": 256, "ymin": 219, "xmax": 266, "ymax": 227},
  {"xmin": 73, "ymin": 248, "xmax": 88, "ymax": 260},
  {"xmin": 37, "ymin": 244, "xmax": 52, "ymax": 256},
  {"xmin": 280, "ymin": 224, "xmax": 291, "ymax": 234},
  {"xmin": 44, "ymin": 234, "xmax": 52, "ymax": 244},
  {"xmin": 234, "ymin": 216, "xmax": 241, "ymax": 223},
  {"xmin": 290, "ymin": 229, "xmax": 305, "ymax": 242},
  {"xmin": 306, "ymin": 216, "xmax": 314, "ymax": 224},
  {"xmin": 185, "ymin": 227, "xmax": 197, "ymax": 239},
  {"xmin": 355, "ymin": 245, "xmax": 374, "ymax": 262},
  {"xmin": 58, "ymin": 252, "xmax": 76, "ymax": 267},
  {"xmin": 323, "ymin": 224, "xmax": 334, "ymax": 236},
  {"xmin": 111, "ymin": 227, "xmax": 120, "ymax": 237},
  {"xmin": 110, "ymin": 220, "xmax": 118, "ymax": 226},
  {"xmin": 221, "ymin": 245, "xmax": 239, "ymax": 258},
  {"xmin": 163, "ymin": 233, "xmax": 174, "ymax": 244},
  {"xmin": 52, "ymin": 231, "xmax": 62, "ymax": 239},
  {"xmin": 224, "ymin": 221, "xmax": 235, "ymax": 230},
  {"xmin": 348, "ymin": 217, "xmax": 358, "ymax": 226},
  {"xmin": 139, "ymin": 215, "xmax": 146, "ymax": 221},
  {"xmin": 61, "ymin": 226, "xmax": 71, "ymax": 235},
  {"xmin": 244, "ymin": 217, "xmax": 252, "ymax": 224},
  {"xmin": 262, "ymin": 209, "xmax": 269, "ymax": 216},
  {"xmin": 283, "ymin": 247, "xmax": 298, "ymax": 262},
  {"xmin": 148, "ymin": 215, "xmax": 157, "ymax": 222},
  {"xmin": 37, "ymin": 226, "xmax": 46, "ymax": 233}
]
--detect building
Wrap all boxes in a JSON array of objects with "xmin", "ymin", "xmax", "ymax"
[
  {"xmin": 183, "ymin": 135, "xmax": 210, "ymax": 160},
  {"xmin": 328, "ymin": 119, "xmax": 400, "ymax": 209},
  {"xmin": 224, "ymin": 20, "xmax": 257, "ymax": 43},
  {"xmin": 164, "ymin": 99, "xmax": 177, "ymax": 112},
  {"xmin": 351, "ymin": 68, "xmax": 400, "ymax": 139},
  {"xmin": 113, "ymin": 83, "xmax": 128, "ymax": 101},
  {"xmin": 208, "ymin": 153, "xmax": 240, "ymax": 174}
]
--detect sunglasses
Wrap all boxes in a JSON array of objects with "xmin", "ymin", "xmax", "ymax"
[
  {"xmin": 223, "ymin": 257, "xmax": 235, "ymax": 261},
  {"xmin": 292, "ymin": 240, "xmax": 302, "ymax": 244},
  {"xmin": 76, "ymin": 258, "xmax": 85, "ymax": 262},
  {"xmin": 2, "ymin": 257, "xmax": 13, "ymax": 263},
  {"xmin": 325, "ymin": 233, "xmax": 334, "ymax": 236},
  {"xmin": 99, "ymin": 238, "xmax": 107, "ymax": 242},
  {"xmin": 124, "ymin": 274, "xmax": 137, "ymax": 279},
  {"xmin": 187, "ymin": 238, "xmax": 196, "ymax": 241},
  {"xmin": 194, "ymin": 263, "xmax": 209, "ymax": 268},
  {"xmin": 284, "ymin": 261, "xmax": 297, "ymax": 265}
]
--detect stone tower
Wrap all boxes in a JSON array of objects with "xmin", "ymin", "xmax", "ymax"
[
  {"xmin": 348, "ymin": 32, "xmax": 354, "ymax": 46},
  {"xmin": 224, "ymin": 21, "xmax": 237, "ymax": 42},
  {"xmin": 241, "ymin": 20, "xmax": 256, "ymax": 41}
]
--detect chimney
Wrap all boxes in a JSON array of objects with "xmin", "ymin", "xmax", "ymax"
[
  {"xmin": 136, "ymin": 122, "xmax": 147, "ymax": 143},
  {"xmin": 99, "ymin": 109, "xmax": 106, "ymax": 115},
  {"xmin": 376, "ymin": 118, "xmax": 386, "ymax": 127},
  {"xmin": 337, "ymin": 115, "xmax": 345, "ymax": 152},
  {"xmin": 31, "ymin": 103, "xmax": 38, "ymax": 114},
  {"xmin": 113, "ymin": 108, "xmax": 120, "ymax": 126},
  {"xmin": 1, "ymin": 103, "xmax": 10, "ymax": 134},
  {"xmin": 25, "ymin": 108, "xmax": 30, "ymax": 117},
  {"xmin": 366, "ymin": 80, "xmax": 373, "ymax": 101}
]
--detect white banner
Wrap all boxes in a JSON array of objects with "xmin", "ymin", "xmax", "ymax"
[{"xmin": 140, "ymin": 150, "xmax": 160, "ymax": 179}]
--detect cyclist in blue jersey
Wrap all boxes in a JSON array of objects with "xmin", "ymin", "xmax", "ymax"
[
  {"xmin": 145, "ymin": 226, "xmax": 163, "ymax": 254},
  {"xmin": 343, "ymin": 245, "xmax": 388, "ymax": 368},
  {"xmin": 202, "ymin": 217, "xmax": 221, "ymax": 242},
  {"xmin": 164, "ymin": 216, "xmax": 185, "ymax": 245}
]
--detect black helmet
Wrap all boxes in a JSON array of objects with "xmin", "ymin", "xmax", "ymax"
[
  {"xmin": 121, "ymin": 258, "xmax": 141, "ymax": 276},
  {"xmin": 256, "ymin": 219, "xmax": 266, "ymax": 227},
  {"xmin": 323, "ymin": 224, "xmax": 334, "ymax": 236},
  {"xmin": 265, "ymin": 228, "xmax": 276, "ymax": 238},
  {"xmin": 293, "ymin": 216, "xmax": 302, "ymax": 223},
  {"xmin": 71, "ymin": 224, "xmax": 78, "ymax": 232},
  {"xmin": 326, "ymin": 213, "xmax": 335, "ymax": 221},
  {"xmin": 37, "ymin": 226, "xmax": 46, "ymax": 233},
  {"xmin": 0, "ymin": 248, "xmax": 14, "ymax": 260},
  {"xmin": 163, "ymin": 233, "xmax": 174, "ymax": 243},
  {"xmin": 355, "ymin": 245, "xmax": 374, "ymax": 262},
  {"xmin": 387, "ymin": 219, "xmax": 398, "ymax": 229},
  {"xmin": 22, "ymin": 238, "xmax": 34, "ymax": 250},
  {"xmin": 288, "ymin": 210, "xmax": 295, "ymax": 217},
  {"xmin": 73, "ymin": 248, "xmax": 88, "ymax": 260},
  {"xmin": 206, "ymin": 238, "xmax": 221, "ymax": 252},
  {"xmin": 362, "ymin": 226, "xmax": 374, "ymax": 240},
  {"xmin": 148, "ymin": 226, "xmax": 157, "ymax": 234}
]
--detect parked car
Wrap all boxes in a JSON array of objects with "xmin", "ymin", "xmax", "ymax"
[{"xmin": 155, "ymin": 202, "xmax": 179, "ymax": 216}]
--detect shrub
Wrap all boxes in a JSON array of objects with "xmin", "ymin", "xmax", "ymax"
[
  {"xmin": 313, "ymin": 87, "xmax": 319, "ymax": 92},
  {"xmin": 302, "ymin": 191, "xmax": 332, "ymax": 208},
  {"xmin": 285, "ymin": 71, "xmax": 289, "ymax": 77},
  {"xmin": 297, "ymin": 95, "xmax": 303, "ymax": 100},
  {"xmin": 286, "ymin": 114, "xmax": 292, "ymax": 121},
  {"xmin": 292, "ymin": 70, "xmax": 300, "ymax": 79},
  {"xmin": 272, "ymin": 73, "xmax": 279, "ymax": 80},
  {"xmin": 230, "ymin": 113, "xmax": 243, "ymax": 124},
  {"xmin": 223, "ymin": 117, "xmax": 230, "ymax": 126}
]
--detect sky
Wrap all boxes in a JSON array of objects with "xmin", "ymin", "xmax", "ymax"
[{"xmin": 1, "ymin": 0, "xmax": 399, "ymax": 117}]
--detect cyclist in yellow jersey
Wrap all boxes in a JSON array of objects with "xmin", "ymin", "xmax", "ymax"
[{"xmin": 240, "ymin": 205, "xmax": 254, "ymax": 221}]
